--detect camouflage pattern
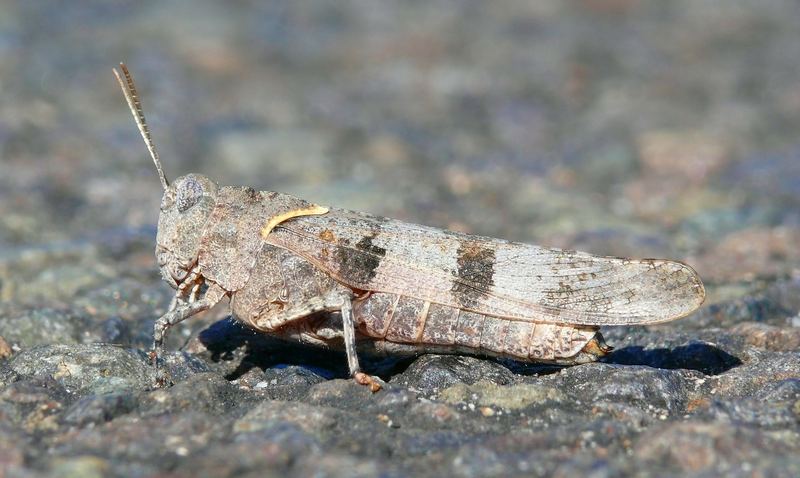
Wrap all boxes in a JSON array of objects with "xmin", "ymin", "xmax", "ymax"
[
  {"xmin": 114, "ymin": 64, "xmax": 705, "ymax": 388},
  {"xmin": 153, "ymin": 174, "xmax": 704, "ymax": 373}
]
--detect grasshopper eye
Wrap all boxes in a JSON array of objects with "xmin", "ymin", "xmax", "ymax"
[{"xmin": 177, "ymin": 177, "xmax": 204, "ymax": 212}]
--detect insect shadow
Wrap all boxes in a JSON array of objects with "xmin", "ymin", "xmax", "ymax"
[
  {"xmin": 602, "ymin": 343, "xmax": 742, "ymax": 375},
  {"xmin": 196, "ymin": 317, "xmax": 408, "ymax": 380},
  {"xmin": 197, "ymin": 318, "xmax": 742, "ymax": 379}
]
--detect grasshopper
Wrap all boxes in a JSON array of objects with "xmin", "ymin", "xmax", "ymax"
[{"xmin": 113, "ymin": 64, "xmax": 706, "ymax": 391}]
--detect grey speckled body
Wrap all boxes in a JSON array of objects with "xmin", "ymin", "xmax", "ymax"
[{"xmin": 114, "ymin": 64, "xmax": 706, "ymax": 389}]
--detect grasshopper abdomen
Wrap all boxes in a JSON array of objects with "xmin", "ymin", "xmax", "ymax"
[{"xmin": 352, "ymin": 292, "xmax": 604, "ymax": 363}]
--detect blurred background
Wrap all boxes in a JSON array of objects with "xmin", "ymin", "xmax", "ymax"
[{"xmin": 2, "ymin": 0, "xmax": 800, "ymax": 307}]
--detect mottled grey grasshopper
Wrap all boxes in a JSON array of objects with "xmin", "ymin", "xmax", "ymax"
[{"xmin": 114, "ymin": 64, "xmax": 706, "ymax": 391}]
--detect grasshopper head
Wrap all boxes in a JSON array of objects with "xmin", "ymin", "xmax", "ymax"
[
  {"xmin": 113, "ymin": 64, "xmax": 220, "ymax": 289},
  {"xmin": 155, "ymin": 174, "xmax": 218, "ymax": 288}
]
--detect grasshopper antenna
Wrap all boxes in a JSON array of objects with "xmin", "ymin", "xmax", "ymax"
[{"xmin": 113, "ymin": 62, "xmax": 169, "ymax": 190}]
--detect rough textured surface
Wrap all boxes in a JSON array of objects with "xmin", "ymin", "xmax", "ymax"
[{"xmin": 1, "ymin": 1, "xmax": 800, "ymax": 477}]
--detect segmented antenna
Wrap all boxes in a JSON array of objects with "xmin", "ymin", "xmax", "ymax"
[{"xmin": 113, "ymin": 63, "xmax": 169, "ymax": 190}]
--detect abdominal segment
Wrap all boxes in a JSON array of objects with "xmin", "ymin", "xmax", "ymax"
[{"xmin": 352, "ymin": 292, "xmax": 605, "ymax": 363}]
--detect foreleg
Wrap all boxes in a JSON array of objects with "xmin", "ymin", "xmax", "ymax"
[{"xmin": 152, "ymin": 282, "xmax": 226, "ymax": 387}]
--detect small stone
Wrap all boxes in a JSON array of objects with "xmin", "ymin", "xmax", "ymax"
[
  {"xmin": 376, "ymin": 413, "xmax": 399, "ymax": 428},
  {"xmin": 391, "ymin": 355, "xmax": 517, "ymax": 392},
  {"xmin": 304, "ymin": 378, "xmax": 376, "ymax": 410},
  {"xmin": 546, "ymin": 363, "xmax": 695, "ymax": 419},
  {"xmin": 48, "ymin": 456, "xmax": 110, "ymax": 478},
  {"xmin": 6, "ymin": 344, "xmax": 150, "ymax": 394},
  {"xmin": 439, "ymin": 380, "xmax": 565, "ymax": 410},
  {"xmin": 61, "ymin": 392, "xmax": 139, "ymax": 426},
  {"xmin": 259, "ymin": 364, "xmax": 328, "ymax": 389},
  {"xmin": 731, "ymin": 322, "xmax": 800, "ymax": 351},
  {"xmin": 704, "ymin": 379, "xmax": 800, "ymax": 428},
  {"xmin": 706, "ymin": 352, "xmax": 800, "ymax": 401},
  {"xmin": 408, "ymin": 401, "xmax": 460, "ymax": 424},
  {"xmin": 234, "ymin": 400, "xmax": 338, "ymax": 438},
  {"xmin": 140, "ymin": 372, "xmax": 254, "ymax": 416},
  {"xmin": 0, "ymin": 336, "xmax": 12, "ymax": 359}
]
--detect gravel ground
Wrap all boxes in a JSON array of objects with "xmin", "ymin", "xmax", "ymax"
[{"xmin": 1, "ymin": 1, "xmax": 799, "ymax": 477}]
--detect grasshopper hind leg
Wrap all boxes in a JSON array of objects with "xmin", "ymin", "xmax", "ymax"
[
  {"xmin": 250, "ymin": 291, "xmax": 383, "ymax": 392},
  {"xmin": 340, "ymin": 295, "xmax": 382, "ymax": 392}
]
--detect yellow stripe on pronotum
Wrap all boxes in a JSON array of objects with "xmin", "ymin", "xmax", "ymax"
[{"xmin": 261, "ymin": 205, "xmax": 330, "ymax": 239}]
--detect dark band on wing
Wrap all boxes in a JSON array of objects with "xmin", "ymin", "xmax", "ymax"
[
  {"xmin": 336, "ymin": 233, "xmax": 386, "ymax": 284},
  {"xmin": 452, "ymin": 241, "xmax": 495, "ymax": 309}
]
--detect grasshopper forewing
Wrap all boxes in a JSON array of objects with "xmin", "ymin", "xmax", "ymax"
[{"xmin": 114, "ymin": 63, "xmax": 706, "ymax": 391}]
